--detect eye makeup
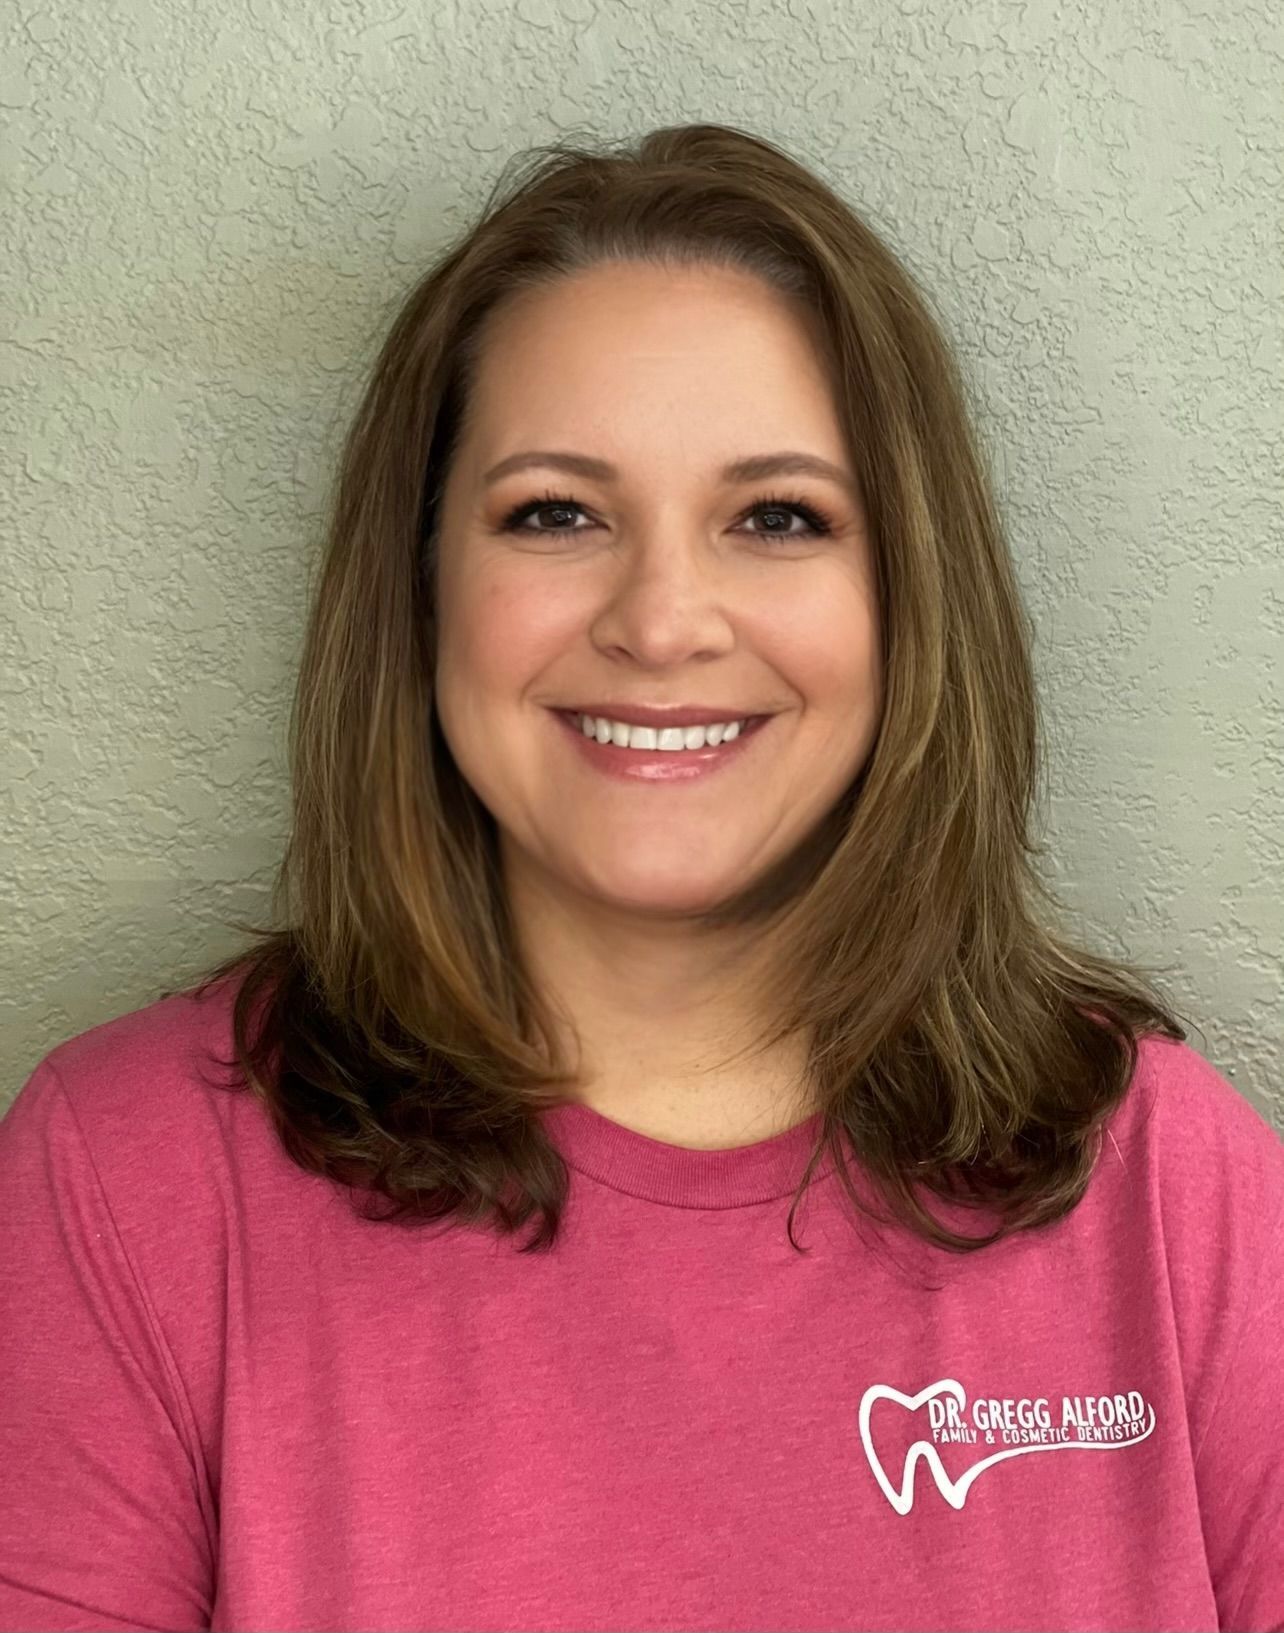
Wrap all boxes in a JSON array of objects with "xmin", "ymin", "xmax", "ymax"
[{"xmin": 496, "ymin": 488, "xmax": 836, "ymax": 540}]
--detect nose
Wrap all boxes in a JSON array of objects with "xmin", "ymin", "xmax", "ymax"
[{"xmin": 584, "ymin": 534, "xmax": 739, "ymax": 668}]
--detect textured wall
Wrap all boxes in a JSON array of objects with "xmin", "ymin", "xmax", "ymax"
[{"xmin": 3, "ymin": 0, "xmax": 1280, "ymax": 1127}]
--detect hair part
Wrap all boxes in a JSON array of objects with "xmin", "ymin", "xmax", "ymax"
[{"xmin": 171, "ymin": 122, "xmax": 1189, "ymax": 1255}]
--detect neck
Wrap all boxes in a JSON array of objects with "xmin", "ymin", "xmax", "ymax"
[{"xmin": 505, "ymin": 855, "xmax": 811, "ymax": 1150}]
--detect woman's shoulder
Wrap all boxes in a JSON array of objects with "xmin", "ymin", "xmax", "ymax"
[
  {"xmin": 4, "ymin": 970, "xmax": 272, "ymax": 1206},
  {"xmin": 1112, "ymin": 1030, "xmax": 1284, "ymax": 1208},
  {"xmin": 1102, "ymin": 1031, "xmax": 1284, "ymax": 1366},
  {"xmin": 23, "ymin": 971, "xmax": 243, "ymax": 1113}
]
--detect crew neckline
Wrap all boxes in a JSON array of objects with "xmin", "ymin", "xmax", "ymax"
[{"xmin": 537, "ymin": 1099, "xmax": 839, "ymax": 1209}]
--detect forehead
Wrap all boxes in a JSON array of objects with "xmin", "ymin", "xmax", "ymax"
[
  {"xmin": 475, "ymin": 259, "xmax": 826, "ymax": 375},
  {"xmin": 459, "ymin": 261, "xmax": 844, "ymax": 461}
]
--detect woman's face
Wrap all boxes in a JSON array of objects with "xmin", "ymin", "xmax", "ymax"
[{"xmin": 433, "ymin": 259, "xmax": 883, "ymax": 919}]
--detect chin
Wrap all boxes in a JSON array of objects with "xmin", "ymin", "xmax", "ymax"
[{"xmin": 583, "ymin": 870, "xmax": 749, "ymax": 917}]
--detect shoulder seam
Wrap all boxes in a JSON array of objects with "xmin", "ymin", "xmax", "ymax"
[
  {"xmin": 1197, "ymin": 1190, "xmax": 1284, "ymax": 1633},
  {"xmin": 39, "ymin": 1057, "xmax": 218, "ymax": 1552},
  {"xmin": 1190, "ymin": 1182, "xmax": 1284, "ymax": 1480}
]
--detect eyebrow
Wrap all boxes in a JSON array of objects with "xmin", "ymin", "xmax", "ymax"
[{"xmin": 482, "ymin": 448, "xmax": 856, "ymax": 492}]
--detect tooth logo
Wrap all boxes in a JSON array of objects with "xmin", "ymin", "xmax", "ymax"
[{"xmin": 858, "ymin": 1379, "xmax": 1157, "ymax": 1514}]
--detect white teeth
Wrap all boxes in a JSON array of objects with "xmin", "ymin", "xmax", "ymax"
[{"xmin": 576, "ymin": 714, "xmax": 748, "ymax": 750}]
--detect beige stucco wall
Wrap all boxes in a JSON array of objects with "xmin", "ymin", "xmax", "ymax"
[{"xmin": 3, "ymin": 0, "xmax": 1280, "ymax": 1127}]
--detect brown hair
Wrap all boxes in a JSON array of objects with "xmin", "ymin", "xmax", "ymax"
[{"xmin": 170, "ymin": 121, "xmax": 1188, "ymax": 1254}]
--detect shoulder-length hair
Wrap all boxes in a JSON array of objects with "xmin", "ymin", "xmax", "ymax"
[{"xmin": 172, "ymin": 121, "xmax": 1187, "ymax": 1254}]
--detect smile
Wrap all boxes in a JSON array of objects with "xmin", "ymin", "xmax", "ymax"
[{"xmin": 548, "ymin": 708, "xmax": 775, "ymax": 783}]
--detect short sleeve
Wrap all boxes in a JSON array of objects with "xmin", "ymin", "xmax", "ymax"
[
  {"xmin": 0, "ymin": 1059, "xmax": 214, "ymax": 1632},
  {"xmin": 1193, "ymin": 1186, "xmax": 1284, "ymax": 1633},
  {"xmin": 1147, "ymin": 1039, "xmax": 1284, "ymax": 1633}
]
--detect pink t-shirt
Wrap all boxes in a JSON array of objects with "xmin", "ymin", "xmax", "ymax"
[{"xmin": 1, "ymin": 974, "xmax": 1282, "ymax": 1633}]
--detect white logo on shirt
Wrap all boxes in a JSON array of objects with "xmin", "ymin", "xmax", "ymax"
[{"xmin": 858, "ymin": 1378, "xmax": 1157, "ymax": 1513}]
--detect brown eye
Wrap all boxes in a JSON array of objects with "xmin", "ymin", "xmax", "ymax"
[
  {"xmin": 496, "ymin": 490, "xmax": 835, "ymax": 540},
  {"xmin": 499, "ymin": 494, "xmax": 591, "ymax": 534},
  {"xmin": 739, "ymin": 495, "xmax": 834, "ymax": 539}
]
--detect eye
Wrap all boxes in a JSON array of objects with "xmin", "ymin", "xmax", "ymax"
[
  {"xmin": 499, "ymin": 492, "xmax": 590, "ymax": 535},
  {"xmin": 497, "ymin": 489, "xmax": 835, "ymax": 541},
  {"xmin": 742, "ymin": 493, "xmax": 835, "ymax": 539}
]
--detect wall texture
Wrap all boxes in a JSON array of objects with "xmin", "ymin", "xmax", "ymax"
[{"xmin": 2, "ymin": 0, "xmax": 1280, "ymax": 1126}]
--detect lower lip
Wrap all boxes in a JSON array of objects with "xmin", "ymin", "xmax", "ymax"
[{"xmin": 550, "ymin": 710, "xmax": 774, "ymax": 782}]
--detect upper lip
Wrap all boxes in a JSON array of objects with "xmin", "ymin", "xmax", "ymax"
[{"xmin": 555, "ymin": 703, "xmax": 770, "ymax": 728}]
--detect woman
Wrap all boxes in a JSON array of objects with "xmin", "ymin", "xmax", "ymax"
[{"xmin": 1, "ymin": 122, "xmax": 1280, "ymax": 1633}]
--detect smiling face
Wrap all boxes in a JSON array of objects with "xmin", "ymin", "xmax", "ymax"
[{"xmin": 432, "ymin": 258, "xmax": 883, "ymax": 923}]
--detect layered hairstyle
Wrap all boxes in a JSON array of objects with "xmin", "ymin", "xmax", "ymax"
[{"xmin": 173, "ymin": 121, "xmax": 1188, "ymax": 1254}]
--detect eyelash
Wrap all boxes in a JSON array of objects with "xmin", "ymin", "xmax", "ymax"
[{"xmin": 497, "ymin": 488, "xmax": 836, "ymax": 541}]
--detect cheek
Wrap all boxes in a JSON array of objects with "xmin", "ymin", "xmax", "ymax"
[
  {"xmin": 755, "ymin": 573, "xmax": 882, "ymax": 715},
  {"xmin": 436, "ymin": 563, "xmax": 576, "ymax": 707}
]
